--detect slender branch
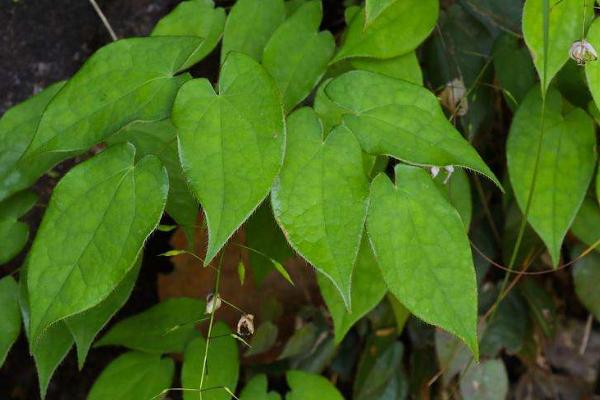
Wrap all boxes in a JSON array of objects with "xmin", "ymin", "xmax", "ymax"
[{"xmin": 88, "ymin": 0, "xmax": 118, "ymax": 41}]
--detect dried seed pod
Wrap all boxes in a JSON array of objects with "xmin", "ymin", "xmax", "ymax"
[
  {"xmin": 205, "ymin": 293, "xmax": 222, "ymax": 314},
  {"xmin": 237, "ymin": 314, "xmax": 255, "ymax": 336}
]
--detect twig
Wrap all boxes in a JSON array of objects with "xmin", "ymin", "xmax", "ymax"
[
  {"xmin": 579, "ymin": 314, "xmax": 593, "ymax": 355},
  {"xmin": 88, "ymin": 0, "xmax": 118, "ymax": 41}
]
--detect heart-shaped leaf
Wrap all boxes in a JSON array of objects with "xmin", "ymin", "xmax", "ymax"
[
  {"xmin": 151, "ymin": 0, "xmax": 226, "ymax": 69},
  {"xmin": 325, "ymin": 70, "xmax": 501, "ymax": 188},
  {"xmin": 332, "ymin": 0, "xmax": 438, "ymax": 63},
  {"xmin": 523, "ymin": 0, "xmax": 592, "ymax": 93},
  {"xmin": 272, "ymin": 108, "xmax": 370, "ymax": 307},
  {"xmin": 174, "ymin": 52, "xmax": 285, "ymax": 264},
  {"xmin": 262, "ymin": 0, "xmax": 335, "ymax": 112},
  {"xmin": 6, "ymin": 37, "xmax": 197, "ymax": 202},
  {"xmin": 88, "ymin": 352, "xmax": 174, "ymax": 400},
  {"xmin": 106, "ymin": 120, "xmax": 198, "ymax": 243},
  {"xmin": 240, "ymin": 374, "xmax": 281, "ymax": 400},
  {"xmin": 365, "ymin": 0, "xmax": 397, "ymax": 27},
  {"xmin": 221, "ymin": 0, "xmax": 285, "ymax": 63},
  {"xmin": 507, "ymin": 86, "xmax": 596, "ymax": 266},
  {"xmin": 27, "ymin": 143, "xmax": 168, "ymax": 346},
  {"xmin": 367, "ymin": 165, "xmax": 479, "ymax": 357}
]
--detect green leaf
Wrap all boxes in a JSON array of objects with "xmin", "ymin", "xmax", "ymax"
[
  {"xmin": 96, "ymin": 297, "xmax": 204, "ymax": 354},
  {"xmin": 433, "ymin": 168, "xmax": 472, "ymax": 229},
  {"xmin": 221, "ymin": 0, "xmax": 286, "ymax": 63},
  {"xmin": 279, "ymin": 323, "xmax": 318, "ymax": 360},
  {"xmin": 459, "ymin": 359, "xmax": 508, "ymax": 400},
  {"xmin": 367, "ymin": 165, "xmax": 479, "ymax": 357},
  {"xmin": 262, "ymin": 1, "xmax": 334, "ymax": 112},
  {"xmin": 493, "ymin": 34, "xmax": 536, "ymax": 110},
  {"xmin": 27, "ymin": 143, "xmax": 168, "ymax": 346},
  {"xmin": 353, "ymin": 335, "xmax": 408, "ymax": 400},
  {"xmin": 507, "ymin": 86, "xmax": 597, "ymax": 266},
  {"xmin": 572, "ymin": 245, "xmax": 600, "ymax": 321},
  {"xmin": 246, "ymin": 321, "xmax": 278, "ymax": 356},
  {"xmin": 0, "ymin": 81, "xmax": 64, "ymax": 202},
  {"xmin": 32, "ymin": 322, "xmax": 74, "ymax": 399},
  {"xmin": 65, "ymin": 257, "xmax": 141, "ymax": 369},
  {"xmin": 584, "ymin": 18, "xmax": 600, "ymax": 113},
  {"xmin": 240, "ymin": 374, "xmax": 281, "ymax": 400},
  {"xmin": 318, "ymin": 236, "xmax": 386, "ymax": 344},
  {"xmin": 350, "ymin": 52, "xmax": 423, "ymax": 85},
  {"xmin": 19, "ymin": 271, "xmax": 73, "ymax": 399},
  {"xmin": 245, "ymin": 201, "xmax": 293, "ymax": 285},
  {"xmin": 571, "ymin": 197, "xmax": 600, "ymax": 250},
  {"xmin": 106, "ymin": 119, "xmax": 198, "ymax": 239},
  {"xmin": 151, "ymin": 0, "xmax": 226, "ymax": 69},
  {"xmin": 5, "ymin": 37, "xmax": 197, "ymax": 201},
  {"xmin": 0, "ymin": 276, "xmax": 21, "ymax": 366},
  {"xmin": 286, "ymin": 370, "xmax": 344, "ymax": 400},
  {"xmin": 435, "ymin": 329, "xmax": 472, "ymax": 385},
  {"xmin": 325, "ymin": 71, "xmax": 501, "ymax": 188},
  {"xmin": 332, "ymin": 0, "xmax": 438, "ymax": 63},
  {"xmin": 314, "ymin": 78, "xmax": 346, "ymax": 134},
  {"xmin": 480, "ymin": 290, "xmax": 528, "ymax": 357},
  {"xmin": 365, "ymin": 0, "xmax": 397, "ymax": 27},
  {"xmin": 182, "ymin": 322, "xmax": 239, "ymax": 400},
  {"xmin": 271, "ymin": 108, "xmax": 370, "ymax": 307},
  {"xmin": 0, "ymin": 190, "xmax": 37, "ymax": 264},
  {"xmin": 523, "ymin": 0, "xmax": 591, "ymax": 93},
  {"xmin": 173, "ymin": 52, "xmax": 285, "ymax": 264},
  {"xmin": 387, "ymin": 294, "xmax": 410, "ymax": 333},
  {"xmin": 88, "ymin": 352, "xmax": 174, "ymax": 400}
]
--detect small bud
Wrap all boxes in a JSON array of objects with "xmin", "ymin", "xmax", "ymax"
[
  {"xmin": 430, "ymin": 166, "xmax": 440, "ymax": 178},
  {"xmin": 440, "ymin": 78, "xmax": 468, "ymax": 116},
  {"xmin": 443, "ymin": 165, "xmax": 454, "ymax": 185},
  {"xmin": 205, "ymin": 293, "xmax": 222, "ymax": 314},
  {"xmin": 237, "ymin": 314, "xmax": 255, "ymax": 336},
  {"xmin": 569, "ymin": 40, "xmax": 598, "ymax": 65}
]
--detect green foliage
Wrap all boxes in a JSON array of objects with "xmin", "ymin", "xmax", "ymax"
[
  {"xmin": 507, "ymin": 86, "xmax": 596, "ymax": 266},
  {"xmin": 221, "ymin": 0, "xmax": 285, "ymax": 62},
  {"xmin": 182, "ymin": 322, "xmax": 239, "ymax": 400},
  {"xmin": 4, "ymin": 0, "xmax": 600, "ymax": 397},
  {"xmin": 523, "ymin": 0, "xmax": 592, "ymax": 93},
  {"xmin": 459, "ymin": 359, "xmax": 508, "ymax": 400},
  {"xmin": 262, "ymin": 0, "xmax": 335, "ymax": 112},
  {"xmin": 87, "ymin": 352, "xmax": 174, "ymax": 400},
  {"xmin": 272, "ymin": 108, "xmax": 369, "ymax": 307},
  {"xmin": 0, "ymin": 190, "xmax": 36, "ymax": 263},
  {"xmin": 151, "ymin": 0, "xmax": 226, "ymax": 70},
  {"xmin": 332, "ymin": 0, "xmax": 438, "ymax": 63},
  {"xmin": 325, "ymin": 70, "xmax": 501, "ymax": 188},
  {"xmin": 173, "ymin": 52, "xmax": 285, "ymax": 264},
  {"xmin": 286, "ymin": 370, "xmax": 344, "ymax": 400},
  {"xmin": 96, "ymin": 297, "xmax": 204, "ymax": 353},
  {"xmin": 367, "ymin": 165, "xmax": 479, "ymax": 356},
  {"xmin": 0, "ymin": 276, "xmax": 21, "ymax": 365},
  {"xmin": 318, "ymin": 237, "xmax": 386, "ymax": 344},
  {"xmin": 27, "ymin": 143, "xmax": 168, "ymax": 348}
]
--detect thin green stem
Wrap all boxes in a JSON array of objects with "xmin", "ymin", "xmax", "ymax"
[{"xmin": 198, "ymin": 252, "xmax": 224, "ymax": 400}]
